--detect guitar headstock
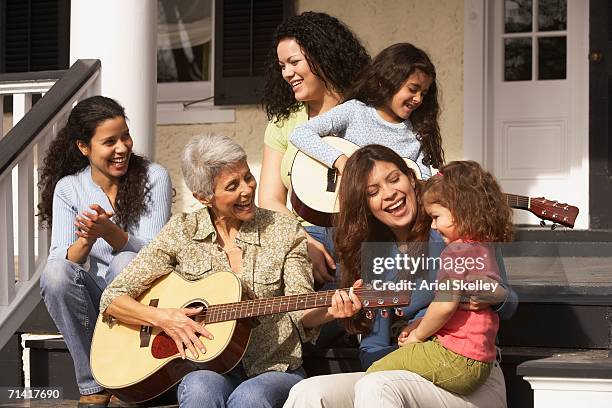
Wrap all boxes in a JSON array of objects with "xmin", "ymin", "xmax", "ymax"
[
  {"xmin": 529, "ymin": 197, "xmax": 579, "ymax": 228},
  {"xmin": 353, "ymin": 287, "xmax": 411, "ymax": 319}
]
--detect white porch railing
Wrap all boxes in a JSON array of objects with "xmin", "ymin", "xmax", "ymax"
[{"xmin": 0, "ymin": 60, "xmax": 101, "ymax": 349}]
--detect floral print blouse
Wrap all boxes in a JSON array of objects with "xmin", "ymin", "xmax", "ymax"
[{"xmin": 99, "ymin": 206, "xmax": 318, "ymax": 377}]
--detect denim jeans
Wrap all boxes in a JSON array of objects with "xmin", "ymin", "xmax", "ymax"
[
  {"xmin": 39, "ymin": 251, "xmax": 137, "ymax": 395},
  {"xmin": 177, "ymin": 364, "xmax": 306, "ymax": 408}
]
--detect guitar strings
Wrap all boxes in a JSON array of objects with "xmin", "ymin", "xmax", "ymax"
[{"xmin": 201, "ymin": 288, "xmax": 401, "ymax": 323}]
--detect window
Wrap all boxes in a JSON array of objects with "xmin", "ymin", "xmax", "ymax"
[
  {"xmin": 503, "ymin": 0, "xmax": 567, "ymax": 82},
  {"xmin": 213, "ymin": 0, "xmax": 293, "ymax": 105},
  {"xmin": 157, "ymin": 0, "xmax": 292, "ymax": 123},
  {"xmin": 157, "ymin": 0, "xmax": 213, "ymax": 104},
  {"xmin": 0, "ymin": 0, "xmax": 70, "ymax": 74}
]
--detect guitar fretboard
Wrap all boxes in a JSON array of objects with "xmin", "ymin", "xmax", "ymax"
[
  {"xmin": 201, "ymin": 290, "xmax": 339, "ymax": 324},
  {"xmin": 504, "ymin": 193, "xmax": 530, "ymax": 210},
  {"xmin": 199, "ymin": 288, "xmax": 396, "ymax": 324}
]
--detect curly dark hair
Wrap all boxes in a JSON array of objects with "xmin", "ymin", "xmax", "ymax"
[
  {"xmin": 334, "ymin": 145, "xmax": 431, "ymax": 334},
  {"xmin": 262, "ymin": 11, "xmax": 371, "ymax": 122},
  {"xmin": 37, "ymin": 96, "xmax": 151, "ymax": 231},
  {"xmin": 423, "ymin": 161, "xmax": 514, "ymax": 242},
  {"xmin": 350, "ymin": 43, "xmax": 445, "ymax": 169}
]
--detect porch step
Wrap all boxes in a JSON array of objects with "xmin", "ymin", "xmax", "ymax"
[
  {"xmin": 517, "ymin": 349, "xmax": 612, "ymax": 408},
  {"xmin": 24, "ymin": 337, "xmax": 79, "ymax": 400},
  {"xmin": 18, "ymin": 299, "xmax": 58, "ymax": 334},
  {"xmin": 23, "ymin": 337, "xmax": 175, "ymax": 407},
  {"xmin": 0, "ymin": 334, "xmax": 22, "ymax": 387}
]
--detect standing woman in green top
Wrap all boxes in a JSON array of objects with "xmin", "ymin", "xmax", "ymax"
[{"xmin": 259, "ymin": 11, "xmax": 370, "ymax": 286}]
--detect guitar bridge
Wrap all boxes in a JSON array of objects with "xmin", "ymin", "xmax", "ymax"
[
  {"xmin": 326, "ymin": 168, "xmax": 338, "ymax": 192},
  {"xmin": 140, "ymin": 299, "xmax": 159, "ymax": 347}
]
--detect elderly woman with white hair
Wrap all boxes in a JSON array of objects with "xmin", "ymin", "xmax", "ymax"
[{"xmin": 99, "ymin": 133, "xmax": 362, "ymax": 408}]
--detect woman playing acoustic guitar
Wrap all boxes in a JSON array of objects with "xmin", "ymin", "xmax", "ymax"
[{"xmin": 99, "ymin": 134, "xmax": 362, "ymax": 408}]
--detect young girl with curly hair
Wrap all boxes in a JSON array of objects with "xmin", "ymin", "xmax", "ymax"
[
  {"xmin": 260, "ymin": 11, "xmax": 370, "ymax": 286},
  {"xmin": 38, "ymin": 96, "xmax": 172, "ymax": 404},
  {"xmin": 366, "ymin": 160, "xmax": 513, "ymax": 395},
  {"xmin": 290, "ymin": 42, "xmax": 445, "ymax": 180}
]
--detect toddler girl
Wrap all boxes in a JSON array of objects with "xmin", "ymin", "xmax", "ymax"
[{"xmin": 366, "ymin": 160, "xmax": 514, "ymax": 395}]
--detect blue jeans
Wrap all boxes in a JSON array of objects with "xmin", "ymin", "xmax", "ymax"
[
  {"xmin": 177, "ymin": 364, "xmax": 306, "ymax": 408},
  {"xmin": 39, "ymin": 251, "xmax": 137, "ymax": 395}
]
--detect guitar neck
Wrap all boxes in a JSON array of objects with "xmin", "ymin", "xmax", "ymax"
[
  {"xmin": 202, "ymin": 289, "xmax": 341, "ymax": 324},
  {"xmin": 504, "ymin": 193, "xmax": 530, "ymax": 210}
]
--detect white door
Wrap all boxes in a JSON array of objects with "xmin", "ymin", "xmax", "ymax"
[{"xmin": 489, "ymin": 0, "xmax": 589, "ymax": 228}]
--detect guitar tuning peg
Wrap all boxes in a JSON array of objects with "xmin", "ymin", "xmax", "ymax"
[
  {"xmin": 551, "ymin": 223, "xmax": 557, "ymax": 231},
  {"xmin": 395, "ymin": 308, "xmax": 404, "ymax": 317},
  {"xmin": 540, "ymin": 220, "xmax": 546, "ymax": 227},
  {"xmin": 380, "ymin": 309, "xmax": 389, "ymax": 318},
  {"xmin": 365, "ymin": 310, "xmax": 375, "ymax": 320}
]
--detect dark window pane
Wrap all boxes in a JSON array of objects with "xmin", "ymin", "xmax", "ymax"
[
  {"xmin": 538, "ymin": 37, "xmax": 566, "ymax": 80},
  {"xmin": 505, "ymin": 0, "xmax": 533, "ymax": 33},
  {"xmin": 538, "ymin": 0, "xmax": 567, "ymax": 31},
  {"xmin": 505, "ymin": 38, "xmax": 532, "ymax": 81}
]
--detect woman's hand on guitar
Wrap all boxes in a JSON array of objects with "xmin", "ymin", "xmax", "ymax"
[
  {"xmin": 333, "ymin": 154, "xmax": 349, "ymax": 175},
  {"xmin": 307, "ymin": 236, "xmax": 336, "ymax": 285},
  {"xmin": 154, "ymin": 307, "xmax": 214, "ymax": 360},
  {"xmin": 328, "ymin": 279, "xmax": 363, "ymax": 318}
]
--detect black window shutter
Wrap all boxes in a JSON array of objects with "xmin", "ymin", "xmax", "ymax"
[
  {"xmin": 214, "ymin": 0, "xmax": 293, "ymax": 106},
  {"xmin": 0, "ymin": 0, "xmax": 70, "ymax": 74}
]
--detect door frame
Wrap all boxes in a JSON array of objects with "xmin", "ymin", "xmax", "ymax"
[
  {"xmin": 589, "ymin": 0, "xmax": 612, "ymax": 229},
  {"xmin": 463, "ymin": 0, "xmax": 591, "ymax": 229}
]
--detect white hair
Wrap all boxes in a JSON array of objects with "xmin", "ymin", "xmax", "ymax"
[{"xmin": 181, "ymin": 133, "xmax": 247, "ymax": 198}]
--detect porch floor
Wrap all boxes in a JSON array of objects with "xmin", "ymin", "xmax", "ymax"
[{"xmin": 0, "ymin": 402, "xmax": 178, "ymax": 408}]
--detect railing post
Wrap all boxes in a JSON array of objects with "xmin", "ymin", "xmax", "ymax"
[
  {"xmin": 0, "ymin": 173, "xmax": 16, "ymax": 306},
  {"xmin": 12, "ymin": 94, "xmax": 32, "ymax": 127},
  {"xmin": 36, "ymin": 128, "xmax": 55, "ymax": 267},
  {"xmin": 18, "ymin": 149, "xmax": 34, "ymax": 281}
]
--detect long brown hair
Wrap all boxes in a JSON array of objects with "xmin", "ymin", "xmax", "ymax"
[
  {"xmin": 423, "ymin": 161, "xmax": 514, "ymax": 242},
  {"xmin": 38, "ymin": 96, "xmax": 151, "ymax": 230},
  {"xmin": 350, "ymin": 43, "xmax": 444, "ymax": 169},
  {"xmin": 334, "ymin": 145, "xmax": 431, "ymax": 334}
]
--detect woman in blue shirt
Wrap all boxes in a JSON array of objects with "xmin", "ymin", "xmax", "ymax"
[
  {"xmin": 284, "ymin": 145, "xmax": 516, "ymax": 408},
  {"xmin": 37, "ymin": 96, "xmax": 173, "ymax": 406}
]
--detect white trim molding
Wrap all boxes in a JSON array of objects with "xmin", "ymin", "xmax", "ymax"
[
  {"xmin": 463, "ymin": 0, "xmax": 487, "ymax": 163},
  {"xmin": 524, "ymin": 376, "xmax": 612, "ymax": 408}
]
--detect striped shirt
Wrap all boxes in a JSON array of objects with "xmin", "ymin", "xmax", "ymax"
[{"xmin": 48, "ymin": 163, "xmax": 173, "ymax": 287}]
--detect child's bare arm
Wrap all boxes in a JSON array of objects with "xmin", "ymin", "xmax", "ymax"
[
  {"xmin": 410, "ymin": 284, "xmax": 460, "ymax": 342},
  {"xmin": 397, "ymin": 317, "xmax": 422, "ymax": 346}
]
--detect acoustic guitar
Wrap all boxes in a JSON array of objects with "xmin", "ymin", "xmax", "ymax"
[
  {"xmin": 90, "ymin": 271, "xmax": 410, "ymax": 403},
  {"xmin": 290, "ymin": 137, "xmax": 579, "ymax": 228}
]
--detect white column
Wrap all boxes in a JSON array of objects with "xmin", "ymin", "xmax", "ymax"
[{"xmin": 69, "ymin": 0, "xmax": 157, "ymax": 159}]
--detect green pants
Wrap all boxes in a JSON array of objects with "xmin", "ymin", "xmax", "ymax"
[{"xmin": 366, "ymin": 338, "xmax": 492, "ymax": 395}]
